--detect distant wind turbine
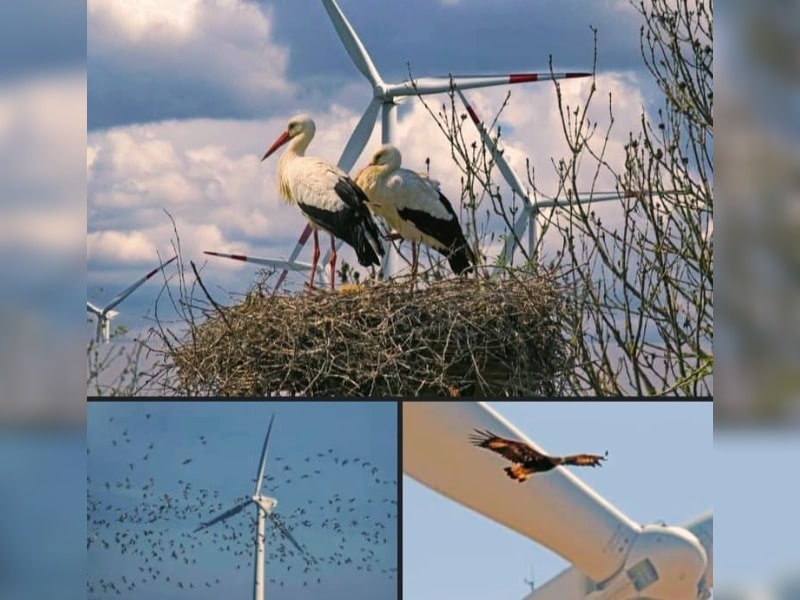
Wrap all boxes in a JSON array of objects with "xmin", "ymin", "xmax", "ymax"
[
  {"xmin": 268, "ymin": 0, "xmax": 592, "ymax": 291},
  {"xmin": 454, "ymin": 89, "xmax": 624, "ymax": 267},
  {"xmin": 87, "ymin": 256, "xmax": 177, "ymax": 343},
  {"xmin": 194, "ymin": 415, "xmax": 312, "ymax": 600},
  {"xmin": 455, "ymin": 89, "xmax": 690, "ymax": 270}
]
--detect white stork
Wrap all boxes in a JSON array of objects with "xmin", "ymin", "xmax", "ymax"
[
  {"xmin": 355, "ymin": 144, "xmax": 476, "ymax": 280},
  {"xmin": 261, "ymin": 114, "xmax": 384, "ymax": 290}
]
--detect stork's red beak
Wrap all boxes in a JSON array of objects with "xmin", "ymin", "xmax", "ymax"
[{"xmin": 261, "ymin": 130, "xmax": 291, "ymax": 161}]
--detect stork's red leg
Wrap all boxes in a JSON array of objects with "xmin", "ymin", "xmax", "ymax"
[
  {"xmin": 411, "ymin": 241, "xmax": 419, "ymax": 290},
  {"xmin": 308, "ymin": 229, "xmax": 320, "ymax": 290},
  {"xmin": 328, "ymin": 234, "xmax": 337, "ymax": 291}
]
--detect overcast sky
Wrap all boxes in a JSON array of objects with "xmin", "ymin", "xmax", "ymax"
[{"xmin": 86, "ymin": 0, "xmax": 658, "ymax": 341}]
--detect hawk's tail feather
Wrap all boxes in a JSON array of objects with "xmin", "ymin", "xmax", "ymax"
[{"xmin": 504, "ymin": 464, "xmax": 531, "ymax": 482}]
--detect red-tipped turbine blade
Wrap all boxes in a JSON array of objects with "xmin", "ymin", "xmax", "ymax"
[
  {"xmin": 103, "ymin": 255, "xmax": 177, "ymax": 314},
  {"xmin": 389, "ymin": 71, "xmax": 591, "ymax": 97},
  {"xmin": 273, "ymin": 225, "xmax": 314, "ymax": 292},
  {"xmin": 455, "ymin": 89, "xmax": 534, "ymax": 262},
  {"xmin": 204, "ymin": 251, "xmax": 315, "ymax": 272}
]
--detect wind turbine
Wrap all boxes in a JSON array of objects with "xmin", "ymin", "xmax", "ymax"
[
  {"xmin": 455, "ymin": 89, "xmax": 633, "ymax": 268},
  {"xmin": 269, "ymin": 0, "xmax": 591, "ymax": 291},
  {"xmin": 194, "ymin": 414, "xmax": 312, "ymax": 600},
  {"xmin": 455, "ymin": 89, "xmax": 691, "ymax": 269},
  {"xmin": 404, "ymin": 402, "xmax": 713, "ymax": 600},
  {"xmin": 86, "ymin": 255, "xmax": 177, "ymax": 343}
]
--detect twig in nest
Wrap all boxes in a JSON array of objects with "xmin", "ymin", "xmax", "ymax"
[{"xmin": 190, "ymin": 260, "xmax": 233, "ymax": 332}]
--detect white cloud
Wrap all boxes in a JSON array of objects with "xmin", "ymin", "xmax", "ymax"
[
  {"xmin": 0, "ymin": 70, "xmax": 86, "ymax": 201},
  {"xmin": 88, "ymin": 0, "xmax": 294, "ymax": 124},
  {"xmin": 0, "ymin": 71, "xmax": 86, "ymax": 252},
  {"xmin": 88, "ymin": 230, "xmax": 158, "ymax": 264},
  {"xmin": 89, "ymin": 0, "xmax": 200, "ymax": 38}
]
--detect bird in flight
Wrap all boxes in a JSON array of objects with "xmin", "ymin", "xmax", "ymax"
[{"xmin": 469, "ymin": 429, "xmax": 607, "ymax": 482}]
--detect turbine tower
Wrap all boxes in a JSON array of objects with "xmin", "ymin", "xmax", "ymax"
[
  {"xmin": 86, "ymin": 255, "xmax": 177, "ymax": 343},
  {"xmin": 194, "ymin": 415, "xmax": 312, "ymax": 600},
  {"xmin": 270, "ymin": 0, "xmax": 591, "ymax": 291}
]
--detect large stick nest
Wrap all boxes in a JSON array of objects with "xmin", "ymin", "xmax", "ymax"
[{"xmin": 168, "ymin": 275, "xmax": 571, "ymax": 396}]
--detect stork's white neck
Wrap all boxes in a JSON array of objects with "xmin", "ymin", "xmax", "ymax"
[
  {"xmin": 285, "ymin": 130, "xmax": 313, "ymax": 157},
  {"xmin": 276, "ymin": 132, "xmax": 313, "ymax": 203}
]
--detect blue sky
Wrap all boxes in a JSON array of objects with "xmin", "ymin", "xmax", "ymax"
[
  {"xmin": 0, "ymin": 430, "xmax": 85, "ymax": 599},
  {"xmin": 714, "ymin": 432, "xmax": 800, "ymax": 593},
  {"xmin": 87, "ymin": 401, "xmax": 397, "ymax": 600},
  {"xmin": 86, "ymin": 0, "xmax": 659, "ymax": 342},
  {"xmin": 403, "ymin": 401, "xmax": 712, "ymax": 599}
]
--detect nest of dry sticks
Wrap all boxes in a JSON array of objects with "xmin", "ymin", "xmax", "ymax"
[{"xmin": 165, "ymin": 274, "xmax": 572, "ymax": 397}]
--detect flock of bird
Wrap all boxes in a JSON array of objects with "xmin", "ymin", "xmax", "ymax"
[
  {"xmin": 87, "ymin": 413, "xmax": 397, "ymax": 597},
  {"xmin": 261, "ymin": 113, "xmax": 477, "ymax": 290}
]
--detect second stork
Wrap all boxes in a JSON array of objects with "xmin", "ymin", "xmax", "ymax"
[
  {"xmin": 356, "ymin": 144, "xmax": 476, "ymax": 282},
  {"xmin": 262, "ymin": 114, "xmax": 384, "ymax": 290}
]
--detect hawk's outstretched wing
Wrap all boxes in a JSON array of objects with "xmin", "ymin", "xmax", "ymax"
[
  {"xmin": 468, "ymin": 429, "xmax": 546, "ymax": 464},
  {"xmin": 560, "ymin": 452, "xmax": 608, "ymax": 467}
]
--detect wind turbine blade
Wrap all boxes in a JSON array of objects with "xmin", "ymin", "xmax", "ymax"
[
  {"xmin": 456, "ymin": 89, "xmax": 531, "ymax": 204},
  {"xmin": 103, "ymin": 256, "xmax": 177, "ymax": 313},
  {"xmin": 204, "ymin": 251, "xmax": 318, "ymax": 273},
  {"xmin": 337, "ymin": 97, "xmax": 381, "ymax": 172},
  {"xmin": 253, "ymin": 414, "xmax": 276, "ymax": 496},
  {"xmin": 521, "ymin": 563, "xmax": 595, "ymax": 600},
  {"xmin": 535, "ymin": 189, "xmax": 689, "ymax": 209},
  {"xmin": 273, "ymin": 226, "xmax": 314, "ymax": 293},
  {"xmin": 194, "ymin": 501, "xmax": 248, "ymax": 533},
  {"xmin": 388, "ymin": 71, "xmax": 591, "ymax": 97},
  {"xmin": 86, "ymin": 302, "xmax": 102, "ymax": 316},
  {"xmin": 403, "ymin": 401, "xmax": 642, "ymax": 584},
  {"xmin": 455, "ymin": 89, "xmax": 533, "ymax": 263},
  {"xmin": 321, "ymin": 0, "xmax": 383, "ymax": 87},
  {"xmin": 270, "ymin": 512, "xmax": 308, "ymax": 557},
  {"xmin": 683, "ymin": 509, "xmax": 713, "ymax": 591}
]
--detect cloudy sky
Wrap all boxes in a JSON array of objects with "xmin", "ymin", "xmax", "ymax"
[
  {"xmin": 1, "ymin": 0, "xmax": 87, "ymax": 417},
  {"xmin": 86, "ymin": 0, "xmax": 657, "ymax": 341}
]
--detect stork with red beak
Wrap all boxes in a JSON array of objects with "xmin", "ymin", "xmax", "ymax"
[{"xmin": 261, "ymin": 114, "xmax": 384, "ymax": 290}]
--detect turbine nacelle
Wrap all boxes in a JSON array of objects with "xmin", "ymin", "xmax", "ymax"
[
  {"xmin": 253, "ymin": 496, "xmax": 277, "ymax": 513},
  {"xmin": 585, "ymin": 524, "xmax": 708, "ymax": 600}
]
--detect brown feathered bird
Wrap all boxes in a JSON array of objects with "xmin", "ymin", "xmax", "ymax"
[{"xmin": 469, "ymin": 429, "xmax": 607, "ymax": 482}]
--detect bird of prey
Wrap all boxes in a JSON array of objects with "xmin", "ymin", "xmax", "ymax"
[{"xmin": 469, "ymin": 429, "xmax": 607, "ymax": 482}]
